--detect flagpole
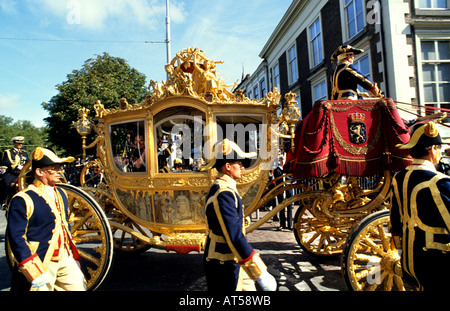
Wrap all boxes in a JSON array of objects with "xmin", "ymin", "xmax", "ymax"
[{"xmin": 166, "ymin": 0, "xmax": 171, "ymax": 70}]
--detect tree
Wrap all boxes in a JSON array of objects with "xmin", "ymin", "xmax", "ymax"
[
  {"xmin": 0, "ymin": 115, "xmax": 47, "ymax": 155},
  {"xmin": 42, "ymin": 52, "xmax": 148, "ymax": 156}
]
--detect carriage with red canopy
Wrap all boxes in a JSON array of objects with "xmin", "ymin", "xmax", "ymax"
[{"xmin": 9, "ymin": 47, "xmax": 444, "ymax": 291}]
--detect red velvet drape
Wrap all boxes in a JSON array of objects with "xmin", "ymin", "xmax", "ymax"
[{"xmin": 288, "ymin": 98, "xmax": 412, "ymax": 178}]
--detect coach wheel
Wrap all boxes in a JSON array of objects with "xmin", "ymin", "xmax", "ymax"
[
  {"xmin": 293, "ymin": 202, "xmax": 352, "ymax": 257},
  {"xmin": 341, "ymin": 210, "xmax": 406, "ymax": 291},
  {"xmin": 58, "ymin": 184, "xmax": 113, "ymax": 291}
]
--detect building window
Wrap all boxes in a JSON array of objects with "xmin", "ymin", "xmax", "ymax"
[
  {"xmin": 310, "ymin": 17, "xmax": 324, "ymax": 67},
  {"xmin": 345, "ymin": 0, "xmax": 365, "ymax": 39},
  {"xmin": 294, "ymin": 90, "xmax": 302, "ymax": 117},
  {"xmin": 418, "ymin": 0, "xmax": 449, "ymax": 9},
  {"xmin": 288, "ymin": 45, "xmax": 299, "ymax": 84},
  {"xmin": 313, "ymin": 80, "xmax": 327, "ymax": 101},
  {"xmin": 260, "ymin": 78, "xmax": 266, "ymax": 98},
  {"xmin": 272, "ymin": 64, "xmax": 280, "ymax": 90},
  {"xmin": 353, "ymin": 54, "xmax": 372, "ymax": 93},
  {"xmin": 253, "ymin": 85, "xmax": 259, "ymax": 100},
  {"xmin": 420, "ymin": 40, "xmax": 450, "ymax": 111}
]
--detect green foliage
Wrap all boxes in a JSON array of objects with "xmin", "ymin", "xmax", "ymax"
[
  {"xmin": 0, "ymin": 115, "xmax": 48, "ymax": 155},
  {"xmin": 42, "ymin": 52, "xmax": 148, "ymax": 156}
]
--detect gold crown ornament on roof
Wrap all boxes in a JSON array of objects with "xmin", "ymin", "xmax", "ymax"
[{"xmin": 348, "ymin": 111, "xmax": 365, "ymax": 124}]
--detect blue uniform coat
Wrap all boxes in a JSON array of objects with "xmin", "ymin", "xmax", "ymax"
[
  {"xmin": 331, "ymin": 61, "xmax": 376, "ymax": 100},
  {"xmin": 390, "ymin": 159, "xmax": 450, "ymax": 290},
  {"xmin": 7, "ymin": 180, "xmax": 79, "ymax": 282},
  {"xmin": 204, "ymin": 174, "xmax": 254, "ymax": 263}
]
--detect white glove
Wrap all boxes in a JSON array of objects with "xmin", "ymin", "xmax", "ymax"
[
  {"xmin": 255, "ymin": 270, "xmax": 277, "ymax": 291},
  {"xmin": 31, "ymin": 272, "xmax": 50, "ymax": 288}
]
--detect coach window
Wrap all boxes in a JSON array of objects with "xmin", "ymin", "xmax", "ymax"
[
  {"xmin": 154, "ymin": 106, "xmax": 206, "ymax": 173},
  {"xmin": 214, "ymin": 114, "xmax": 264, "ymax": 169},
  {"xmin": 110, "ymin": 119, "xmax": 147, "ymax": 173}
]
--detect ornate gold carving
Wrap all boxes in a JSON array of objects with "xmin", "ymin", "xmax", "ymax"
[
  {"xmin": 76, "ymin": 107, "xmax": 94, "ymax": 161},
  {"xmin": 164, "ymin": 233, "xmax": 206, "ymax": 247},
  {"xmin": 90, "ymin": 48, "xmax": 280, "ymax": 120},
  {"xmin": 278, "ymin": 92, "xmax": 301, "ymax": 152}
]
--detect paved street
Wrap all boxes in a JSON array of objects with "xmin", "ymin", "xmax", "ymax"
[{"xmin": 0, "ymin": 209, "xmax": 347, "ymax": 292}]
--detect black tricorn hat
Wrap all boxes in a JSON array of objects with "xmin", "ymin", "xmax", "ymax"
[
  {"xmin": 331, "ymin": 45, "xmax": 364, "ymax": 62},
  {"xmin": 396, "ymin": 122, "xmax": 449, "ymax": 150},
  {"xmin": 20, "ymin": 147, "xmax": 75, "ymax": 179},
  {"xmin": 200, "ymin": 139, "xmax": 257, "ymax": 171}
]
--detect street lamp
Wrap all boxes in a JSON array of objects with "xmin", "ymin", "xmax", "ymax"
[{"xmin": 76, "ymin": 107, "xmax": 93, "ymax": 161}]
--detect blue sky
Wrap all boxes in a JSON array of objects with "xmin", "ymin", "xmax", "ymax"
[{"xmin": 0, "ymin": 0, "xmax": 292, "ymax": 127}]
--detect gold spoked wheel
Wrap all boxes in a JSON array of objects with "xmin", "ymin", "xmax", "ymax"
[
  {"xmin": 60, "ymin": 183, "xmax": 113, "ymax": 291},
  {"xmin": 293, "ymin": 202, "xmax": 354, "ymax": 257},
  {"xmin": 341, "ymin": 210, "xmax": 406, "ymax": 291},
  {"xmin": 107, "ymin": 209, "xmax": 152, "ymax": 253}
]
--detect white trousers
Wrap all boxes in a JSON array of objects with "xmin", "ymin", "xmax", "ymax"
[{"xmin": 34, "ymin": 249, "xmax": 87, "ymax": 291}]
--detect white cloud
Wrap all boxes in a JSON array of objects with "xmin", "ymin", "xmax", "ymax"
[
  {"xmin": 28, "ymin": 0, "xmax": 185, "ymax": 31},
  {"xmin": 0, "ymin": 93, "xmax": 20, "ymax": 111}
]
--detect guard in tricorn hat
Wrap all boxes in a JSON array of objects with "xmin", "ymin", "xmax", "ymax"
[
  {"xmin": 7, "ymin": 147, "xmax": 86, "ymax": 291},
  {"xmin": 201, "ymin": 139, "xmax": 277, "ymax": 291},
  {"xmin": 390, "ymin": 122, "xmax": 450, "ymax": 291},
  {"xmin": 200, "ymin": 138, "xmax": 257, "ymax": 171},
  {"xmin": 1, "ymin": 136, "xmax": 29, "ymax": 210},
  {"xmin": 330, "ymin": 45, "xmax": 383, "ymax": 100},
  {"xmin": 20, "ymin": 146, "xmax": 75, "ymax": 181}
]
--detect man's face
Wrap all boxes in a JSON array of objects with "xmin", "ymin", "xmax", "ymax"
[
  {"xmin": 225, "ymin": 161, "xmax": 244, "ymax": 180},
  {"xmin": 430, "ymin": 145, "xmax": 442, "ymax": 166},
  {"xmin": 13, "ymin": 142, "xmax": 23, "ymax": 149},
  {"xmin": 346, "ymin": 53, "xmax": 355, "ymax": 63},
  {"xmin": 37, "ymin": 165, "xmax": 63, "ymax": 187},
  {"xmin": 134, "ymin": 135, "xmax": 145, "ymax": 150}
]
